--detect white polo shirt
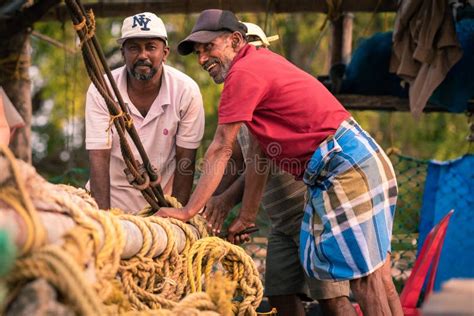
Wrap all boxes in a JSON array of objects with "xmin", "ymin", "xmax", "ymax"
[{"xmin": 85, "ymin": 64, "xmax": 204, "ymax": 213}]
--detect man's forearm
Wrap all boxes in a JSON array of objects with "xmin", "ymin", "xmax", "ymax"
[
  {"xmin": 213, "ymin": 140, "xmax": 245, "ymax": 195},
  {"xmin": 90, "ymin": 176, "xmax": 110, "ymax": 209},
  {"xmin": 239, "ymin": 135, "xmax": 269, "ymax": 222},
  {"xmin": 184, "ymin": 122, "xmax": 242, "ymax": 216},
  {"xmin": 185, "ymin": 140, "xmax": 233, "ymax": 214},
  {"xmin": 0, "ymin": 99, "xmax": 10, "ymax": 145},
  {"xmin": 220, "ymin": 174, "xmax": 245, "ymax": 208},
  {"xmin": 172, "ymin": 171, "xmax": 194, "ymax": 206},
  {"xmin": 156, "ymin": 123, "xmax": 243, "ymax": 221},
  {"xmin": 172, "ymin": 147, "xmax": 197, "ymax": 206},
  {"xmin": 89, "ymin": 150, "xmax": 111, "ymax": 210}
]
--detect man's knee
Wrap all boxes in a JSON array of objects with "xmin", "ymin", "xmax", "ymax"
[
  {"xmin": 350, "ymin": 267, "xmax": 384, "ymax": 296},
  {"xmin": 319, "ymin": 296, "xmax": 350, "ymax": 309},
  {"xmin": 382, "ymin": 257, "xmax": 398, "ymax": 291}
]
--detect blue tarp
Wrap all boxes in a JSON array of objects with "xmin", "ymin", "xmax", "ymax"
[
  {"xmin": 429, "ymin": 19, "xmax": 474, "ymax": 112},
  {"xmin": 418, "ymin": 155, "xmax": 474, "ymax": 290}
]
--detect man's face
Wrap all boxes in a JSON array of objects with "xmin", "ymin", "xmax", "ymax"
[
  {"xmin": 193, "ymin": 33, "xmax": 237, "ymax": 84},
  {"xmin": 122, "ymin": 38, "xmax": 169, "ymax": 81}
]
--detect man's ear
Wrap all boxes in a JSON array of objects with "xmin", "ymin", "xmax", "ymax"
[
  {"xmin": 162, "ymin": 46, "xmax": 170, "ymax": 63},
  {"xmin": 231, "ymin": 32, "xmax": 245, "ymax": 50}
]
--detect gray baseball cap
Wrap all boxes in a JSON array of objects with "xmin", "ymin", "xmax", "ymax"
[{"xmin": 177, "ymin": 9, "xmax": 247, "ymax": 55}]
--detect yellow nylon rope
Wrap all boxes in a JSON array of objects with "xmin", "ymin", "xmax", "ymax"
[{"xmin": 0, "ymin": 144, "xmax": 45, "ymax": 254}]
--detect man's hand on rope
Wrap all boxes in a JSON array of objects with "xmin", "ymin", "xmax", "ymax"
[
  {"xmin": 155, "ymin": 207, "xmax": 193, "ymax": 221},
  {"xmin": 202, "ymin": 194, "xmax": 233, "ymax": 234},
  {"xmin": 227, "ymin": 215, "xmax": 257, "ymax": 244}
]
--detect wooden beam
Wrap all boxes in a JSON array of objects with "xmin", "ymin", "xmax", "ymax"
[
  {"xmin": 43, "ymin": 0, "xmax": 398, "ymax": 21},
  {"xmin": 0, "ymin": 0, "xmax": 60, "ymax": 37},
  {"xmin": 337, "ymin": 94, "xmax": 474, "ymax": 113}
]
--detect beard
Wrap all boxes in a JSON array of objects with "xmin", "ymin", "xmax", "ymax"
[
  {"xmin": 203, "ymin": 56, "xmax": 232, "ymax": 84},
  {"xmin": 128, "ymin": 60, "xmax": 157, "ymax": 81}
]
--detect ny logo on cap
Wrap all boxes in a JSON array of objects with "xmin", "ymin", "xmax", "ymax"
[{"xmin": 132, "ymin": 14, "xmax": 151, "ymax": 31}]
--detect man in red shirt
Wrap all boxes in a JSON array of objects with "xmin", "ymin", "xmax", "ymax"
[{"xmin": 158, "ymin": 9, "xmax": 402, "ymax": 316}]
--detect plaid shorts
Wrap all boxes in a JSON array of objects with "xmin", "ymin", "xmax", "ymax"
[{"xmin": 300, "ymin": 118, "xmax": 397, "ymax": 281}]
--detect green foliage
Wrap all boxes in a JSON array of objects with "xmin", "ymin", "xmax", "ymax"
[{"xmin": 353, "ymin": 111, "xmax": 471, "ymax": 161}]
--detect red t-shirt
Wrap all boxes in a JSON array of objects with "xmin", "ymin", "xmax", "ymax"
[{"xmin": 218, "ymin": 45, "xmax": 350, "ymax": 178}]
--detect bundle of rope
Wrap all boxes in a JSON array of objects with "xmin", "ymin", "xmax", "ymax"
[
  {"xmin": 188, "ymin": 237, "xmax": 264, "ymax": 316},
  {"xmin": 0, "ymin": 145, "xmax": 263, "ymax": 315}
]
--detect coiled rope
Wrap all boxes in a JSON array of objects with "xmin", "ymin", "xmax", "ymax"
[{"xmin": 0, "ymin": 145, "xmax": 263, "ymax": 315}]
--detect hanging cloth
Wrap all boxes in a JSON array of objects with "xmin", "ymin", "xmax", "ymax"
[{"xmin": 390, "ymin": 0, "xmax": 463, "ymax": 118}]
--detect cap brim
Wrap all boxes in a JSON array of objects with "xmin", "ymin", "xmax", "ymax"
[
  {"xmin": 177, "ymin": 30, "xmax": 227, "ymax": 55},
  {"xmin": 117, "ymin": 35, "xmax": 168, "ymax": 45}
]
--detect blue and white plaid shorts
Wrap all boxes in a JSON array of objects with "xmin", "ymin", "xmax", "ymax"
[{"xmin": 300, "ymin": 118, "xmax": 397, "ymax": 280}]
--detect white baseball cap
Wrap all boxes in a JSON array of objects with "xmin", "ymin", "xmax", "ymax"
[
  {"xmin": 117, "ymin": 12, "xmax": 168, "ymax": 45},
  {"xmin": 243, "ymin": 22, "xmax": 279, "ymax": 47}
]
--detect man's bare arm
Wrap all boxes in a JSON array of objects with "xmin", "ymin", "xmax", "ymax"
[
  {"xmin": 89, "ymin": 149, "xmax": 111, "ymax": 210},
  {"xmin": 172, "ymin": 146, "xmax": 197, "ymax": 206},
  {"xmin": 228, "ymin": 133, "xmax": 269, "ymax": 243},
  {"xmin": 213, "ymin": 139, "xmax": 245, "ymax": 195},
  {"xmin": 0, "ymin": 98, "xmax": 10, "ymax": 145},
  {"xmin": 157, "ymin": 122, "xmax": 243, "ymax": 220},
  {"xmin": 203, "ymin": 140, "xmax": 246, "ymax": 232}
]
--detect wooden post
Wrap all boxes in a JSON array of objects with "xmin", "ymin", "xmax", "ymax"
[
  {"xmin": 330, "ymin": 12, "xmax": 354, "ymax": 66},
  {"xmin": 329, "ymin": 12, "xmax": 353, "ymax": 93},
  {"xmin": 0, "ymin": 31, "xmax": 32, "ymax": 162}
]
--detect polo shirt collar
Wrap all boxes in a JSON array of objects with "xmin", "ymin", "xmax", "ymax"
[{"xmin": 228, "ymin": 44, "xmax": 254, "ymax": 70}]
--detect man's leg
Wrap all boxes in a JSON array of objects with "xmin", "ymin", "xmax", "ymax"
[
  {"xmin": 350, "ymin": 261, "xmax": 391, "ymax": 316},
  {"xmin": 264, "ymin": 230, "xmax": 309, "ymax": 316},
  {"xmin": 268, "ymin": 295, "xmax": 305, "ymax": 316},
  {"xmin": 265, "ymin": 227, "xmax": 355, "ymax": 316},
  {"xmin": 309, "ymin": 278, "xmax": 355, "ymax": 316},
  {"xmin": 319, "ymin": 296, "xmax": 357, "ymax": 316},
  {"xmin": 382, "ymin": 255, "xmax": 403, "ymax": 316}
]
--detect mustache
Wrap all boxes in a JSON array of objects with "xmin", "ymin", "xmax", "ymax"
[
  {"xmin": 202, "ymin": 58, "xmax": 219, "ymax": 71},
  {"xmin": 133, "ymin": 60, "xmax": 153, "ymax": 68}
]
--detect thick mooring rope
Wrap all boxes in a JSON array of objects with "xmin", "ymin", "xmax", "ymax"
[{"xmin": 0, "ymin": 145, "xmax": 263, "ymax": 315}]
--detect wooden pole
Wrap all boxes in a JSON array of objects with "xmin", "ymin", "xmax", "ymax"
[
  {"xmin": 329, "ymin": 12, "xmax": 354, "ymax": 93},
  {"xmin": 330, "ymin": 13, "xmax": 354, "ymax": 66}
]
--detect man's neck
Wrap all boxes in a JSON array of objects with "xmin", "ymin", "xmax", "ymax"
[{"xmin": 127, "ymin": 69, "xmax": 163, "ymax": 117}]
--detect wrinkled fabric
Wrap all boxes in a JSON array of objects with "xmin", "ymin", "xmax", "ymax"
[
  {"xmin": 300, "ymin": 118, "xmax": 397, "ymax": 280},
  {"xmin": 390, "ymin": 0, "xmax": 463, "ymax": 118}
]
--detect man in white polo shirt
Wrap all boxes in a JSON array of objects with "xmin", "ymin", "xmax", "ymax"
[{"xmin": 85, "ymin": 12, "xmax": 204, "ymax": 213}]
